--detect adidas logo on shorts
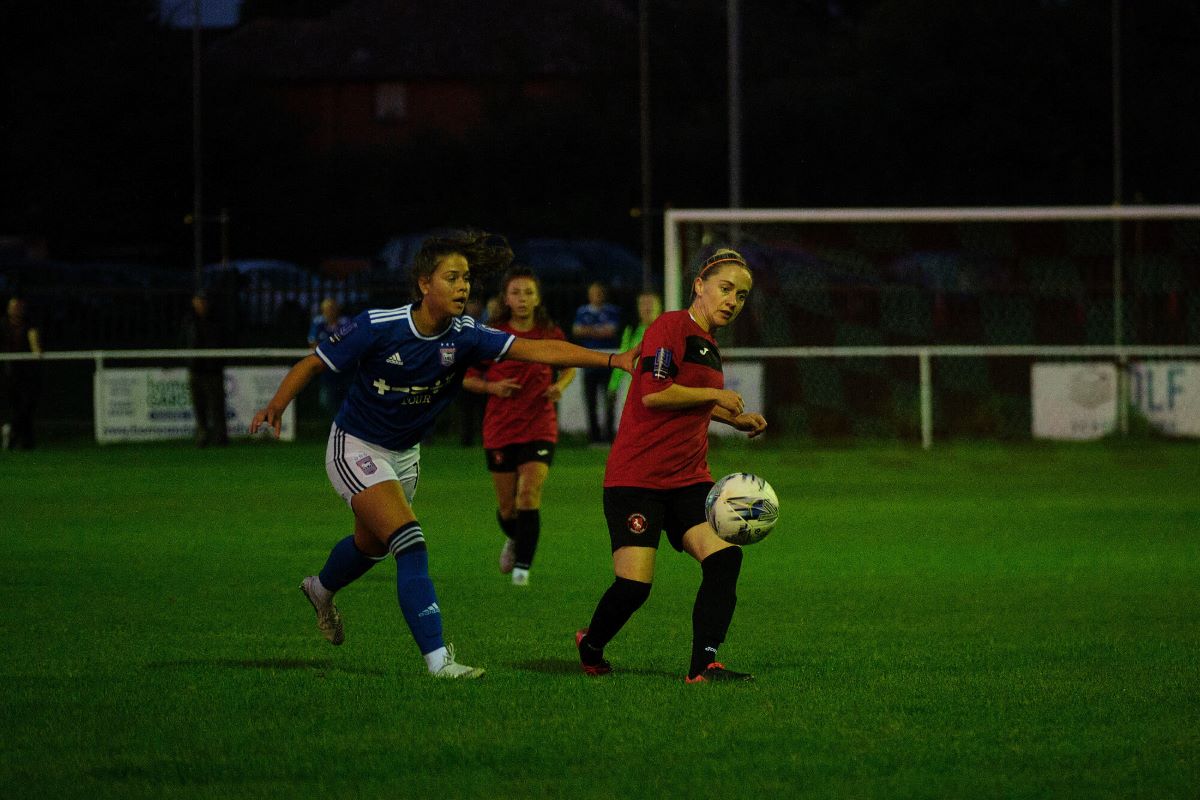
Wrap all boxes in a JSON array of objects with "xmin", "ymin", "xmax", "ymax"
[{"xmin": 386, "ymin": 352, "xmax": 404, "ymax": 366}]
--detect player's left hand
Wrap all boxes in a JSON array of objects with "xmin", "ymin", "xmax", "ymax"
[
  {"xmin": 544, "ymin": 384, "xmax": 564, "ymax": 402},
  {"xmin": 732, "ymin": 413, "xmax": 768, "ymax": 438}
]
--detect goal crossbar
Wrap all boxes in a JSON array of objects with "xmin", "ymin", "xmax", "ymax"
[{"xmin": 664, "ymin": 204, "xmax": 1200, "ymax": 311}]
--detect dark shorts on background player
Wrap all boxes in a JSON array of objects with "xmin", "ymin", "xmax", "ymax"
[
  {"xmin": 485, "ymin": 440, "xmax": 556, "ymax": 473},
  {"xmin": 603, "ymin": 482, "xmax": 713, "ymax": 552}
]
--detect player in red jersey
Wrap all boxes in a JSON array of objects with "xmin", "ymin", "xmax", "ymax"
[
  {"xmin": 463, "ymin": 267, "xmax": 575, "ymax": 586},
  {"xmin": 575, "ymin": 249, "xmax": 768, "ymax": 682}
]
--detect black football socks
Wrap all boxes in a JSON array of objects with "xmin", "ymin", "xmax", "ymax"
[
  {"xmin": 582, "ymin": 576, "xmax": 652, "ymax": 661},
  {"xmin": 689, "ymin": 547, "xmax": 743, "ymax": 678}
]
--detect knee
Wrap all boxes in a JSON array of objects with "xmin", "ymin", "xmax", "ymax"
[
  {"xmin": 353, "ymin": 528, "xmax": 389, "ymax": 558},
  {"xmin": 701, "ymin": 546, "xmax": 743, "ymax": 581},
  {"xmin": 612, "ymin": 575, "xmax": 652, "ymax": 609},
  {"xmin": 516, "ymin": 485, "xmax": 542, "ymax": 508}
]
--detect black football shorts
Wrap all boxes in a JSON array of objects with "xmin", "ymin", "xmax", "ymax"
[
  {"xmin": 602, "ymin": 482, "xmax": 713, "ymax": 553},
  {"xmin": 484, "ymin": 440, "xmax": 556, "ymax": 473}
]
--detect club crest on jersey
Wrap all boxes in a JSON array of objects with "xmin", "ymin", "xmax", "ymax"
[
  {"xmin": 652, "ymin": 347, "xmax": 673, "ymax": 379},
  {"xmin": 627, "ymin": 513, "xmax": 647, "ymax": 534},
  {"xmin": 355, "ymin": 455, "xmax": 378, "ymax": 475},
  {"xmin": 439, "ymin": 346, "xmax": 456, "ymax": 366}
]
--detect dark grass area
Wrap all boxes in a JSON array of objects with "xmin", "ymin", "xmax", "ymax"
[{"xmin": 1, "ymin": 438, "xmax": 1197, "ymax": 799}]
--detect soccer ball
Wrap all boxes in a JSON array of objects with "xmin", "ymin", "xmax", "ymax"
[{"xmin": 705, "ymin": 473, "xmax": 780, "ymax": 545}]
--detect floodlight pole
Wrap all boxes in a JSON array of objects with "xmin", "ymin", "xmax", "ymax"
[
  {"xmin": 638, "ymin": 0, "xmax": 653, "ymax": 290},
  {"xmin": 727, "ymin": 0, "xmax": 742, "ymax": 227},
  {"xmin": 191, "ymin": 0, "xmax": 204, "ymax": 291},
  {"xmin": 1111, "ymin": 0, "xmax": 1128, "ymax": 434}
]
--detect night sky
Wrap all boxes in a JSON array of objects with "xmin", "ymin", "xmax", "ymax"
[{"xmin": 2, "ymin": 0, "xmax": 1198, "ymax": 265}]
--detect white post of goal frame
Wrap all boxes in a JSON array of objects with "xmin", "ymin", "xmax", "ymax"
[
  {"xmin": 663, "ymin": 218, "xmax": 684, "ymax": 311},
  {"xmin": 918, "ymin": 349, "xmax": 933, "ymax": 450}
]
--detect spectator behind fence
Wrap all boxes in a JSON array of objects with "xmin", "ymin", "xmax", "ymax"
[
  {"xmin": 572, "ymin": 281, "xmax": 621, "ymax": 445},
  {"xmin": 607, "ymin": 290, "xmax": 662, "ymax": 425},
  {"xmin": 183, "ymin": 291, "xmax": 228, "ymax": 447},
  {"xmin": 2, "ymin": 296, "xmax": 43, "ymax": 450},
  {"xmin": 308, "ymin": 297, "xmax": 351, "ymax": 419}
]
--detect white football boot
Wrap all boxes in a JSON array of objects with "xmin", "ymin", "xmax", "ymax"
[
  {"xmin": 430, "ymin": 644, "xmax": 485, "ymax": 679},
  {"xmin": 300, "ymin": 576, "xmax": 345, "ymax": 646},
  {"xmin": 498, "ymin": 538, "xmax": 517, "ymax": 574}
]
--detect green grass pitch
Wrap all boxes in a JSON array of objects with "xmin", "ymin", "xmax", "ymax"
[{"xmin": 1, "ymin": 437, "xmax": 1197, "ymax": 799}]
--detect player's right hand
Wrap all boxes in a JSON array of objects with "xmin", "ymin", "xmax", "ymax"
[
  {"xmin": 613, "ymin": 343, "xmax": 640, "ymax": 375},
  {"xmin": 489, "ymin": 378, "xmax": 522, "ymax": 398},
  {"xmin": 250, "ymin": 407, "xmax": 281, "ymax": 439}
]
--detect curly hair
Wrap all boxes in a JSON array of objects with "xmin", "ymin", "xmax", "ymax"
[
  {"xmin": 487, "ymin": 266, "xmax": 556, "ymax": 331},
  {"xmin": 410, "ymin": 230, "xmax": 514, "ymax": 301}
]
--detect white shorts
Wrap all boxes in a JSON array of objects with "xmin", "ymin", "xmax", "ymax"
[{"xmin": 325, "ymin": 424, "xmax": 420, "ymax": 507}]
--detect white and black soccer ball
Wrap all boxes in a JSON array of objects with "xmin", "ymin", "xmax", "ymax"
[{"xmin": 705, "ymin": 473, "xmax": 780, "ymax": 545}]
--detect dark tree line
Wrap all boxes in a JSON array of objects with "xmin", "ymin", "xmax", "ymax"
[{"xmin": 2, "ymin": 0, "xmax": 1197, "ymax": 267}]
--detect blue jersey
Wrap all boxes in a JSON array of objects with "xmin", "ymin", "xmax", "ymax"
[
  {"xmin": 572, "ymin": 302, "xmax": 621, "ymax": 349},
  {"xmin": 315, "ymin": 305, "xmax": 515, "ymax": 450}
]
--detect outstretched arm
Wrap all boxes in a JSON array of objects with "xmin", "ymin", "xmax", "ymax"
[
  {"xmin": 506, "ymin": 338, "xmax": 638, "ymax": 374},
  {"xmin": 250, "ymin": 354, "xmax": 326, "ymax": 438}
]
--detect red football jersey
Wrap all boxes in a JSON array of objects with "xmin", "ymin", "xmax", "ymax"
[
  {"xmin": 466, "ymin": 321, "xmax": 565, "ymax": 448},
  {"xmin": 604, "ymin": 310, "xmax": 723, "ymax": 489}
]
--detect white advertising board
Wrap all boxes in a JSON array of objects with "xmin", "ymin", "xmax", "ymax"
[
  {"xmin": 707, "ymin": 361, "xmax": 764, "ymax": 437},
  {"xmin": 1129, "ymin": 361, "xmax": 1200, "ymax": 437},
  {"xmin": 94, "ymin": 366, "xmax": 295, "ymax": 443},
  {"xmin": 1030, "ymin": 362, "xmax": 1117, "ymax": 440}
]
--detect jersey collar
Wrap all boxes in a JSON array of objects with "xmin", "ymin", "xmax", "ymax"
[{"xmin": 406, "ymin": 303, "xmax": 456, "ymax": 340}]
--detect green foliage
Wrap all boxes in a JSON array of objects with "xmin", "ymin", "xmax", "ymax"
[{"xmin": 1, "ymin": 439, "xmax": 1198, "ymax": 798}]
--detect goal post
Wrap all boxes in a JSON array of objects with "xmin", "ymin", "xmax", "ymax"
[{"xmin": 663, "ymin": 206, "xmax": 1200, "ymax": 446}]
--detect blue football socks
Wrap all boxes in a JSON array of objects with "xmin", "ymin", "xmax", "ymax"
[
  {"xmin": 389, "ymin": 522, "xmax": 443, "ymax": 656},
  {"xmin": 317, "ymin": 535, "xmax": 383, "ymax": 593}
]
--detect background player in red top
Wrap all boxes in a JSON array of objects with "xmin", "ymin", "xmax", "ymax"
[
  {"xmin": 463, "ymin": 267, "xmax": 574, "ymax": 586},
  {"xmin": 575, "ymin": 249, "xmax": 768, "ymax": 682}
]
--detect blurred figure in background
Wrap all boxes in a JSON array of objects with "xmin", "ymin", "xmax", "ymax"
[
  {"xmin": 572, "ymin": 281, "xmax": 620, "ymax": 445},
  {"xmin": 308, "ymin": 296, "xmax": 351, "ymax": 419},
  {"xmin": 607, "ymin": 290, "xmax": 662, "ymax": 427},
  {"xmin": 463, "ymin": 267, "xmax": 574, "ymax": 586},
  {"xmin": 183, "ymin": 291, "xmax": 228, "ymax": 447},
  {"xmin": 1, "ymin": 296, "xmax": 43, "ymax": 450},
  {"xmin": 484, "ymin": 294, "xmax": 503, "ymax": 322}
]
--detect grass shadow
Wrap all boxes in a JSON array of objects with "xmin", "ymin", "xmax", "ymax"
[
  {"xmin": 149, "ymin": 657, "xmax": 389, "ymax": 677},
  {"xmin": 509, "ymin": 658, "xmax": 678, "ymax": 679}
]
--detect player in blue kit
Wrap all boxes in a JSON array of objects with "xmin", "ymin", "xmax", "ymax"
[{"xmin": 251, "ymin": 231, "xmax": 638, "ymax": 679}]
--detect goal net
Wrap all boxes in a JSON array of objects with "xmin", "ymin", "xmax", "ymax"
[{"xmin": 665, "ymin": 206, "xmax": 1200, "ymax": 443}]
